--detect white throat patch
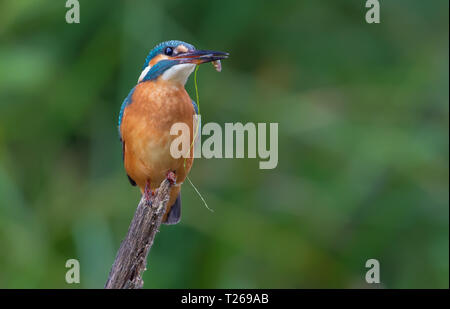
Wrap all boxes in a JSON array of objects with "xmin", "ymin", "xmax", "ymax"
[{"xmin": 161, "ymin": 63, "xmax": 196, "ymax": 85}]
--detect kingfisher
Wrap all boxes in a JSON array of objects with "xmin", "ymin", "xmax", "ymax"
[{"xmin": 118, "ymin": 40, "xmax": 228, "ymax": 224}]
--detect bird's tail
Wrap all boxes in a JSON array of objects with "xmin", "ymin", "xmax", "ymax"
[{"xmin": 163, "ymin": 193, "xmax": 181, "ymax": 225}]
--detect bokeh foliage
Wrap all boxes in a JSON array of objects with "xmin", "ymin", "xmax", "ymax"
[{"xmin": 0, "ymin": 0, "xmax": 448, "ymax": 288}]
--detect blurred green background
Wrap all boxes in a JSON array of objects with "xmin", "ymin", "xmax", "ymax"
[{"xmin": 0, "ymin": 0, "xmax": 448, "ymax": 288}]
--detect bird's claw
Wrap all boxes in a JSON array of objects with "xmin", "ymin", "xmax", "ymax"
[
  {"xmin": 144, "ymin": 198, "xmax": 152, "ymax": 207},
  {"xmin": 166, "ymin": 171, "xmax": 176, "ymax": 185},
  {"xmin": 144, "ymin": 180, "xmax": 153, "ymax": 206}
]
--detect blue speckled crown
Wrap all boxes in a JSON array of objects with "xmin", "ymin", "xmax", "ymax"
[{"xmin": 142, "ymin": 40, "xmax": 196, "ymax": 69}]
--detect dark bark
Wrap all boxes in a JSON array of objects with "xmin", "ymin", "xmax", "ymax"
[{"xmin": 105, "ymin": 179, "xmax": 172, "ymax": 289}]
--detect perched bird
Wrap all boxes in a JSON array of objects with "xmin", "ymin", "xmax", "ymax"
[{"xmin": 118, "ymin": 40, "xmax": 228, "ymax": 224}]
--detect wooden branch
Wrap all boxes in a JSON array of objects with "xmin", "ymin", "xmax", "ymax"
[{"xmin": 105, "ymin": 179, "xmax": 172, "ymax": 289}]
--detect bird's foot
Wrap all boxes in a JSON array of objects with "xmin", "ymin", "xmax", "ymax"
[
  {"xmin": 166, "ymin": 171, "xmax": 176, "ymax": 185},
  {"xmin": 144, "ymin": 180, "xmax": 152, "ymax": 206}
]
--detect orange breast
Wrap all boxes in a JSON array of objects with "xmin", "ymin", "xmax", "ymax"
[{"xmin": 120, "ymin": 80, "xmax": 195, "ymax": 197}]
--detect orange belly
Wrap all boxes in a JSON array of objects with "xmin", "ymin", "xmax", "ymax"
[{"xmin": 120, "ymin": 80, "xmax": 195, "ymax": 215}]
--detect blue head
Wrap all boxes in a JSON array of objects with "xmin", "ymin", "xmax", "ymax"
[{"xmin": 137, "ymin": 40, "xmax": 228, "ymax": 85}]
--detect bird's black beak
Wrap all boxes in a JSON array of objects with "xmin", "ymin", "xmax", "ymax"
[{"xmin": 174, "ymin": 50, "xmax": 229, "ymax": 64}]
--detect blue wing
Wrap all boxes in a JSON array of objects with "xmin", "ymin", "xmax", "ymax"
[
  {"xmin": 118, "ymin": 86, "xmax": 136, "ymax": 139},
  {"xmin": 192, "ymin": 99, "xmax": 201, "ymax": 133},
  {"xmin": 191, "ymin": 100, "xmax": 199, "ymax": 115},
  {"xmin": 119, "ymin": 87, "xmax": 137, "ymax": 186}
]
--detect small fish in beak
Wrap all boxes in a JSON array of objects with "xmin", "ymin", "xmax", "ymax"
[{"xmin": 212, "ymin": 60, "xmax": 222, "ymax": 72}]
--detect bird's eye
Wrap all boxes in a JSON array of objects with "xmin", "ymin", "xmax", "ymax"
[{"xmin": 164, "ymin": 47, "xmax": 174, "ymax": 56}]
